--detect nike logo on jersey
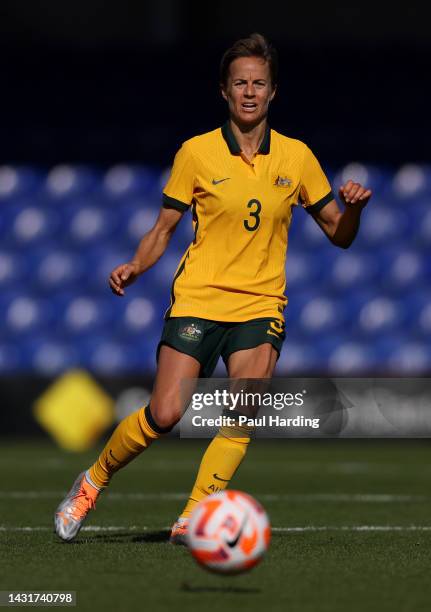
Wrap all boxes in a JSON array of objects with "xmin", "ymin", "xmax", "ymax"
[
  {"xmin": 212, "ymin": 177, "xmax": 231, "ymax": 185},
  {"xmin": 213, "ymin": 473, "xmax": 230, "ymax": 482}
]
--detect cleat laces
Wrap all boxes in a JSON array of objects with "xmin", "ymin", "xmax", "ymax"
[{"xmin": 69, "ymin": 485, "xmax": 97, "ymax": 521}]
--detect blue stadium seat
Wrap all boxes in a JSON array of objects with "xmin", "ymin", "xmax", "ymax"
[
  {"xmin": 134, "ymin": 333, "xmax": 165, "ymax": 369},
  {"xmin": 355, "ymin": 296, "xmax": 405, "ymax": 337},
  {"xmin": 105, "ymin": 197, "xmax": 193, "ymax": 251},
  {"xmin": 327, "ymin": 341, "xmax": 376, "ymax": 374},
  {"xmin": 285, "ymin": 250, "xmax": 323, "ymax": 291},
  {"xmin": 276, "ymin": 341, "xmax": 319, "ymax": 374},
  {"xmin": 383, "ymin": 248, "xmax": 426, "ymax": 294},
  {"xmin": 368, "ymin": 334, "xmax": 426, "ymax": 374},
  {"xmin": 145, "ymin": 251, "xmax": 183, "ymax": 295},
  {"xmin": 102, "ymin": 165, "xmax": 162, "ymax": 201},
  {"xmin": 22, "ymin": 336, "xmax": 79, "ymax": 375},
  {"xmin": 285, "ymin": 205, "xmax": 306, "ymax": 243},
  {"xmin": 43, "ymin": 165, "xmax": 100, "ymax": 200},
  {"xmin": 355, "ymin": 205, "xmax": 405, "ymax": 248},
  {"xmin": 118, "ymin": 201, "xmax": 159, "ymax": 246},
  {"xmin": 76, "ymin": 335, "xmax": 145, "ymax": 374},
  {"xmin": 403, "ymin": 290, "xmax": 431, "ymax": 338},
  {"xmin": 412, "ymin": 200, "xmax": 431, "ymax": 246},
  {"xmin": 60, "ymin": 295, "xmax": 116, "ymax": 336},
  {"xmin": 59, "ymin": 201, "xmax": 118, "ymax": 246},
  {"xmin": 307, "ymin": 336, "xmax": 344, "ymax": 370},
  {"xmin": 333, "ymin": 163, "xmax": 390, "ymax": 198},
  {"xmin": 115, "ymin": 296, "xmax": 156, "ymax": 336},
  {"xmin": 285, "ymin": 288, "xmax": 316, "ymax": 330},
  {"xmin": 0, "ymin": 166, "xmax": 43, "ymax": 200},
  {"xmin": 295, "ymin": 211, "xmax": 329, "ymax": 247},
  {"xmin": 0, "ymin": 251, "xmax": 28, "ymax": 290},
  {"xmin": 418, "ymin": 303, "xmax": 431, "ymax": 338},
  {"xmin": 2, "ymin": 293, "xmax": 53, "ymax": 338},
  {"xmin": 83, "ymin": 246, "xmax": 134, "ymax": 291},
  {"xmin": 33, "ymin": 248, "xmax": 83, "ymax": 293},
  {"xmin": 171, "ymin": 214, "xmax": 195, "ymax": 248},
  {"xmin": 328, "ymin": 250, "xmax": 378, "ymax": 293},
  {"xmin": 385, "ymin": 341, "xmax": 431, "ymax": 375},
  {"xmin": 297, "ymin": 296, "xmax": 346, "ymax": 336},
  {"xmin": 390, "ymin": 164, "xmax": 431, "ymax": 202},
  {"xmin": 5, "ymin": 201, "xmax": 59, "ymax": 248},
  {"xmin": 322, "ymin": 290, "xmax": 376, "ymax": 338}
]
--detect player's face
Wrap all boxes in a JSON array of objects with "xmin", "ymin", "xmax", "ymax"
[{"xmin": 221, "ymin": 56, "xmax": 276, "ymax": 127}]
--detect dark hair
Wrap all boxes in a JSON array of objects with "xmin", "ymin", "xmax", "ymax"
[{"xmin": 220, "ymin": 33, "xmax": 278, "ymax": 88}]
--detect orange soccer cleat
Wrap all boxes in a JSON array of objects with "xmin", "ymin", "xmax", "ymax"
[
  {"xmin": 54, "ymin": 471, "xmax": 101, "ymax": 541},
  {"xmin": 169, "ymin": 517, "xmax": 190, "ymax": 546}
]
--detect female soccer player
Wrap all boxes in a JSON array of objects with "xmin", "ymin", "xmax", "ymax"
[{"xmin": 55, "ymin": 33, "xmax": 372, "ymax": 543}]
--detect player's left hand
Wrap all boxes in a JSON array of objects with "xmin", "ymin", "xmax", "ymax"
[{"xmin": 339, "ymin": 180, "xmax": 372, "ymax": 207}]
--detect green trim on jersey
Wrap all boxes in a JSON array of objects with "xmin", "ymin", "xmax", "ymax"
[
  {"xmin": 163, "ymin": 193, "xmax": 189, "ymax": 212},
  {"xmin": 305, "ymin": 190, "xmax": 334, "ymax": 215},
  {"xmin": 164, "ymin": 198, "xmax": 200, "ymax": 319},
  {"xmin": 164, "ymin": 256, "xmax": 188, "ymax": 319},
  {"xmin": 221, "ymin": 121, "xmax": 271, "ymax": 155}
]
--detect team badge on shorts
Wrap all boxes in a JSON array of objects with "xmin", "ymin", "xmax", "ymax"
[{"xmin": 179, "ymin": 322, "xmax": 203, "ymax": 342}]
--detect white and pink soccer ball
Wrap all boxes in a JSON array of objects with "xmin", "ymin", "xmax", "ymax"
[{"xmin": 186, "ymin": 490, "xmax": 271, "ymax": 575}]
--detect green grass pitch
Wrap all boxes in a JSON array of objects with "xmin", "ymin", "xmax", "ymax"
[{"xmin": 1, "ymin": 438, "xmax": 431, "ymax": 611}]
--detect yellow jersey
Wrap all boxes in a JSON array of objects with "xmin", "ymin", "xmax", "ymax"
[{"xmin": 162, "ymin": 122, "xmax": 333, "ymax": 323}]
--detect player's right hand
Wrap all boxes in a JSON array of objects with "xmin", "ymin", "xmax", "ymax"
[{"xmin": 109, "ymin": 261, "xmax": 141, "ymax": 296}]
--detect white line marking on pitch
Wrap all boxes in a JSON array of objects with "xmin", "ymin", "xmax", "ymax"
[
  {"xmin": 272, "ymin": 526, "xmax": 431, "ymax": 532},
  {"xmin": 0, "ymin": 526, "xmax": 147, "ymax": 532},
  {"xmin": 2, "ymin": 525, "xmax": 431, "ymax": 533},
  {"xmin": 0, "ymin": 492, "xmax": 427, "ymax": 503}
]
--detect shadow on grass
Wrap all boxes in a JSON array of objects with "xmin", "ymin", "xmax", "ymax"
[
  {"xmin": 181, "ymin": 582, "xmax": 261, "ymax": 594},
  {"xmin": 58, "ymin": 530, "xmax": 170, "ymax": 545},
  {"xmin": 58, "ymin": 529, "xmax": 296, "ymax": 546}
]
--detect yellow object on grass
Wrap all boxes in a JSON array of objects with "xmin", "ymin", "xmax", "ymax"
[{"xmin": 33, "ymin": 369, "xmax": 114, "ymax": 452}]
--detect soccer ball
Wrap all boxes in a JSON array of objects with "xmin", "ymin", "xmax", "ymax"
[{"xmin": 186, "ymin": 490, "xmax": 271, "ymax": 575}]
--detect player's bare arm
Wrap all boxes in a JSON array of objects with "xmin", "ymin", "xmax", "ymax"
[
  {"xmin": 109, "ymin": 206, "xmax": 184, "ymax": 296},
  {"xmin": 311, "ymin": 180, "xmax": 372, "ymax": 249}
]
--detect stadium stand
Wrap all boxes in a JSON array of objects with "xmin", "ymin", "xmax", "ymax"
[{"xmin": 0, "ymin": 162, "xmax": 429, "ymax": 375}]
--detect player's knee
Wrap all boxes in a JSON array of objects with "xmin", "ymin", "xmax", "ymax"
[{"xmin": 149, "ymin": 402, "xmax": 182, "ymax": 430}]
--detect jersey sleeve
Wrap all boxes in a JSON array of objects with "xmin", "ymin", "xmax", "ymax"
[
  {"xmin": 162, "ymin": 142, "xmax": 196, "ymax": 213},
  {"xmin": 299, "ymin": 145, "xmax": 334, "ymax": 214}
]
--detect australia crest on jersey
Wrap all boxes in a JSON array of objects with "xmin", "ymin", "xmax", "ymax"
[
  {"xmin": 179, "ymin": 322, "xmax": 203, "ymax": 342},
  {"xmin": 274, "ymin": 175, "xmax": 292, "ymax": 187}
]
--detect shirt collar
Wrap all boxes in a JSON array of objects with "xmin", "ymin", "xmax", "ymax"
[{"xmin": 221, "ymin": 121, "xmax": 271, "ymax": 156}]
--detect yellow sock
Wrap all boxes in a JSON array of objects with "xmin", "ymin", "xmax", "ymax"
[
  {"xmin": 180, "ymin": 422, "xmax": 252, "ymax": 518},
  {"xmin": 88, "ymin": 405, "xmax": 163, "ymax": 488}
]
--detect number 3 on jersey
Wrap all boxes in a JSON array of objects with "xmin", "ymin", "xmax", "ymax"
[{"xmin": 244, "ymin": 199, "xmax": 262, "ymax": 232}]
